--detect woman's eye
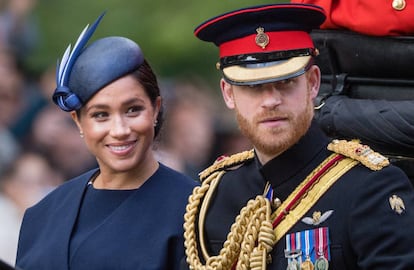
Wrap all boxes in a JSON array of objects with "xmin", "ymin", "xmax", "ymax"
[
  {"xmin": 91, "ymin": 112, "xmax": 108, "ymax": 119},
  {"xmin": 126, "ymin": 105, "xmax": 143, "ymax": 115}
]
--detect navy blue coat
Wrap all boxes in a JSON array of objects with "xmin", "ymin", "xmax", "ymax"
[
  {"xmin": 192, "ymin": 123, "xmax": 414, "ymax": 269},
  {"xmin": 16, "ymin": 164, "xmax": 198, "ymax": 270}
]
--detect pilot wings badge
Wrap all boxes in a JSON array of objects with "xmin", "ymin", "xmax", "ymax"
[
  {"xmin": 389, "ymin": 194, "xmax": 405, "ymax": 215},
  {"xmin": 302, "ymin": 210, "xmax": 334, "ymax": 226}
]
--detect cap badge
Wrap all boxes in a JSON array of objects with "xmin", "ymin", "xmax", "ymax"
[
  {"xmin": 389, "ymin": 194, "xmax": 405, "ymax": 214},
  {"xmin": 255, "ymin": 27, "xmax": 269, "ymax": 49}
]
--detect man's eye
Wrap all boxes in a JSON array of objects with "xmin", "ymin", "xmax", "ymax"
[
  {"xmin": 246, "ymin": 84, "xmax": 263, "ymax": 89},
  {"xmin": 278, "ymin": 79, "xmax": 292, "ymax": 85},
  {"xmin": 274, "ymin": 78, "xmax": 296, "ymax": 89}
]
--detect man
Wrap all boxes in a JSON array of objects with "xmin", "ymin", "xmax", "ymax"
[{"xmin": 182, "ymin": 3, "xmax": 414, "ymax": 270}]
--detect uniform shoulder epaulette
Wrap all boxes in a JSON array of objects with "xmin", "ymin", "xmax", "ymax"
[
  {"xmin": 327, "ymin": 139, "xmax": 390, "ymax": 171},
  {"xmin": 199, "ymin": 149, "xmax": 254, "ymax": 181}
]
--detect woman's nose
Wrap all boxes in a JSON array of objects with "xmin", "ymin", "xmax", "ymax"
[{"xmin": 110, "ymin": 116, "xmax": 131, "ymax": 138}]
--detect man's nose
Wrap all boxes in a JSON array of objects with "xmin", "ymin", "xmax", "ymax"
[{"xmin": 261, "ymin": 84, "xmax": 282, "ymax": 109}]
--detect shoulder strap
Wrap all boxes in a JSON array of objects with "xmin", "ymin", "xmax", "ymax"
[
  {"xmin": 327, "ymin": 139, "xmax": 389, "ymax": 170},
  {"xmin": 199, "ymin": 149, "xmax": 254, "ymax": 181}
]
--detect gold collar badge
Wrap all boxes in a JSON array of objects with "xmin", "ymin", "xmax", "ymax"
[
  {"xmin": 255, "ymin": 27, "xmax": 269, "ymax": 49},
  {"xmin": 389, "ymin": 194, "xmax": 405, "ymax": 214}
]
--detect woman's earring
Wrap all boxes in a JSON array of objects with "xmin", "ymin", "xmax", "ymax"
[
  {"xmin": 153, "ymin": 120, "xmax": 158, "ymax": 127},
  {"xmin": 80, "ymin": 131, "xmax": 84, "ymax": 138}
]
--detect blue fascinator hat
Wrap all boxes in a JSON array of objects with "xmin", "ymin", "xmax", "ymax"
[{"xmin": 53, "ymin": 13, "xmax": 145, "ymax": 111}]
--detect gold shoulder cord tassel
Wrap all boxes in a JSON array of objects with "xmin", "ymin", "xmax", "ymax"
[{"xmin": 184, "ymin": 150, "xmax": 275, "ymax": 270}]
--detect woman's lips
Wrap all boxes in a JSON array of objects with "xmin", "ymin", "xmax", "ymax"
[{"xmin": 107, "ymin": 141, "xmax": 137, "ymax": 155}]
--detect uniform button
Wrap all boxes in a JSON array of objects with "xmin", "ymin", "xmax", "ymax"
[
  {"xmin": 392, "ymin": 0, "xmax": 406, "ymax": 10},
  {"xmin": 272, "ymin": 197, "xmax": 282, "ymax": 210}
]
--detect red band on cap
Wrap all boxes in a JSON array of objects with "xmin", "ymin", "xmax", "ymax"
[{"xmin": 219, "ymin": 31, "xmax": 314, "ymax": 58}]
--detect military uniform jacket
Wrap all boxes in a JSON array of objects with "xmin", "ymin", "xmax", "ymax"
[
  {"xmin": 199, "ymin": 123, "xmax": 414, "ymax": 269},
  {"xmin": 16, "ymin": 164, "xmax": 198, "ymax": 270}
]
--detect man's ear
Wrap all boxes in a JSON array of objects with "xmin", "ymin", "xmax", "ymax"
[
  {"xmin": 220, "ymin": 78, "xmax": 235, "ymax": 109},
  {"xmin": 307, "ymin": 65, "xmax": 321, "ymax": 100}
]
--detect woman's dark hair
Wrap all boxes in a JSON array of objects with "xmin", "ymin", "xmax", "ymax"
[{"xmin": 132, "ymin": 59, "xmax": 164, "ymax": 138}]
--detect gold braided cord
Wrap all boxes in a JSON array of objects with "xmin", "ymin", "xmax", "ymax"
[
  {"xmin": 236, "ymin": 198, "xmax": 275, "ymax": 270},
  {"xmin": 184, "ymin": 169, "xmax": 275, "ymax": 270},
  {"xmin": 199, "ymin": 171, "xmax": 225, "ymax": 261}
]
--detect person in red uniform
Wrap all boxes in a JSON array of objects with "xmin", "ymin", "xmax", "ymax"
[{"xmin": 291, "ymin": 0, "xmax": 414, "ymax": 36}]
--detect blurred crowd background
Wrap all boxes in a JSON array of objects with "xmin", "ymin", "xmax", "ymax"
[{"xmin": 0, "ymin": 0, "xmax": 290, "ymax": 265}]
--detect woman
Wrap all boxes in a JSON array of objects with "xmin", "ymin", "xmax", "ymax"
[{"xmin": 15, "ymin": 13, "xmax": 198, "ymax": 270}]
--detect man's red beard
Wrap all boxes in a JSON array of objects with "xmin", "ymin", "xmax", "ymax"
[{"xmin": 235, "ymin": 98, "xmax": 314, "ymax": 158}]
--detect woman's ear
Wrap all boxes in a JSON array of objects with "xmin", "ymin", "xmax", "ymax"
[
  {"xmin": 154, "ymin": 96, "xmax": 162, "ymax": 122},
  {"xmin": 220, "ymin": 78, "xmax": 235, "ymax": 109},
  {"xmin": 70, "ymin": 111, "xmax": 82, "ymax": 133}
]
